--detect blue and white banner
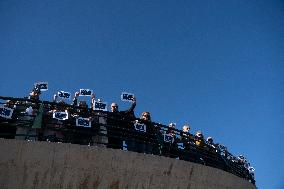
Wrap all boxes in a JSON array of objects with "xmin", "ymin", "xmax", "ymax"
[
  {"xmin": 121, "ymin": 92, "xmax": 135, "ymax": 102},
  {"xmin": 79, "ymin": 89, "xmax": 93, "ymax": 96},
  {"xmin": 0, "ymin": 106, "xmax": 14, "ymax": 119},
  {"xmin": 53, "ymin": 110, "xmax": 69, "ymax": 120},
  {"xmin": 34, "ymin": 82, "xmax": 48, "ymax": 91},
  {"xmin": 134, "ymin": 122, "xmax": 146, "ymax": 132},
  {"xmin": 93, "ymin": 101, "xmax": 107, "ymax": 111},
  {"xmin": 58, "ymin": 91, "xmax": 71, "ymax": 99},
  {"xmin": 163, "ymin": 133, "xmax": 174, "ymax": 143},
  {"xmin": 76, "ymin": 117, "xmax": 91, "ymax": 128}
]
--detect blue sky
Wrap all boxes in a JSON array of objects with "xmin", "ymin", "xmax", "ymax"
[{"xmin": 0, "ymin": 0, "xmax": 283, "ymax": 188}]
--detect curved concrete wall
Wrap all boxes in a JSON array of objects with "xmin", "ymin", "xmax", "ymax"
[{"xmin": 0, "ymin": 139, "xmax": 256, "ymax": 189}]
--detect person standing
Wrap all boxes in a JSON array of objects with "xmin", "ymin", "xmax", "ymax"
[{"xmin": 107, "ymin": 97, "xmax": 136, "ymax": 149}]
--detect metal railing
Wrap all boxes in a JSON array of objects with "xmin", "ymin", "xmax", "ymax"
[{"xmin": 0, "ymin": 96, "xmax": 255, "ymax": 185}]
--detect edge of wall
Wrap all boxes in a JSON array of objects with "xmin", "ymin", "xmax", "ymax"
[{"xmin": 0, "ymin": 139, "xmax": 256, "ymax": 189}]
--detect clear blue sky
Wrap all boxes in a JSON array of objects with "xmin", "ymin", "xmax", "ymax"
[{"xmin": 0, "ymin": 0, "xmax": 283, "ymax": 188}]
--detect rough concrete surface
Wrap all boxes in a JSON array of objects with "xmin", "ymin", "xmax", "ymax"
[{"xmin": 0, "ymin": 139, "xmax": 256, "ymax": 189}]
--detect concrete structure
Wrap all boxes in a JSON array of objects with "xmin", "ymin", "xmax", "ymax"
[{"xmin": 0, "ymin": 139, "xmax": 256, "ymax": 189}]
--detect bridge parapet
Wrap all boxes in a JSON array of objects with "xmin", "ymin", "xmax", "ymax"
[{"xmin": 0, "ymin": 139, "xmax": 256, "ymax": 189}]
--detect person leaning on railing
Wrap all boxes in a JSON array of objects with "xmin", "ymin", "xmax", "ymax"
[
  {"xmin": 194, "ymin": 131, "xmax": 206, "ymax": 148},
  {"xmin": 179, "ymin": 124, "xmax": 195, "ymax": 161},
  {"xmin": 28, "ymin": 87, "xmax": 41, "ymax": 101},
  {"xmin": 0, "ymin": 100, "xmax": 17, "ymax": 139},
  {"xmin": 140, "ymin": 112, "xmax": 163, "ymax": 155},
  {"xmin": 72, "ymin": 91, "xmax": 93, "ymax": 122},
  {"xmin": 2, "ymin": 100, "xmax": 16, "ymax": 121},
  {"xmin": 43, "ymin": 101, "xmax": 70, "ymax": 142},
  {"xmin": 129, "ymin": 111, "xmax": 154, "ymax": 154},
  {"xmin": 14, "ymin": 87, "xmax": 41, "ymax": 141},
  {"xmin": 107, "ymin": 97, "xmax": 136, "ymax": 150},
  {"xmin": 73, "ymin": 99, "xmax": 94, "ymax": 145},
  {"xmin": 161, "ymin": 123, "xmax": 179, "ymax": 158},
  {"xmin": 206, "ymin": 136, "xmax": 219, "ymax": 154},
  {"xmin": 4, "ymin": 100, "xmax": 15, "ymax": 109}
]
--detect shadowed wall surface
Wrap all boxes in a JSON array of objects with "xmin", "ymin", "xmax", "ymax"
[{"xmin": 0, "ymin": 139, "xmax": 256, "ymax": 189}]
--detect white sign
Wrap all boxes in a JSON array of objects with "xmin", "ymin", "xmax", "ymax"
[
  {"xmin": 134, "ymin": 122, "xmax": 146, "ymax": 132},
  {"xmin": 34, "ymin": 82, "xmax": 48, "ymax": 91},
  {"xmin": 76, "ymin": 117, "xmax": 91, "ymax": 128},
  {"xmin": 58, "ymin": 91, "xmax": 71, "ymax": 99},
  {"xmin": 0, "ymin": 106, "xmax": 14, "ymax": 119},
  {"xmin": 93, "ymin": 101, "xmax": 107, "ymax": 111},
  {"xmin": 79, "ymin": 89, "xmax": 93, "ymax": 96},
  {"xmin": 248, "ymin": 167, "xmax": 255, "ymax": 172},
  {"xmin": 164, "ymin": 133, "xmax": 174, "ymax": 143},
  {"xmin": 53, "ymin": 110, "xmax": 69, "ymax": 120},
  {"xmin": 121, "ymin": 92, "xmax": 135, "ymax": 102}
]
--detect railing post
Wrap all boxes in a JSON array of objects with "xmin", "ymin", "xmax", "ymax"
[{"xmin": 92, "ymin": 111, "xmax": 108, "ymax": 147}]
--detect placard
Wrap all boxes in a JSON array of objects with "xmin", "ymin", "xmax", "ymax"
[
  {"xmin": 58, "ymin": 91, "xmax": 71, "ymax": 99},
  {"xmin": 76, "ymin": 117, "xmax": 91, "ymax": 128},
  {"xmin": 134, "ymin": 122, "xmax": 146, "ymax": 132},
  {"xmin": 93, "ymin": 101, "xmax": 107, "ymax": 111},
  {"xmin": 34, "ymin": 82, "xmax": 48, "ymax": 91},
  {"xmin": 248, "ymin": 166, "xmax": 255, "ymax": 172},
  {"xmin": 218, "ymin": 144, "xmax": 227, "ymax": 151},
  {"xmin": 79, "ymin": 89, "xmax": 93, "ymax": 96},
  {"xmin": 121, "ymin": 92, "xmax": 135, "ymax": 102},
  {"xmin": 0, "ymin": 106, "xmax": 13, "ymax": 119},
  {"xmin": 53, "ymin": 110, "xmax": 69, "ymax": 120},
  {"xmin": 164, "ymin": 133, "xmax": 174, "ymax": 143}
]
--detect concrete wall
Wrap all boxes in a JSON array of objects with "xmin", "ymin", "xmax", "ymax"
[{"xmin": 0, "ymin": 139, "xmax": 256, "ymax": 189}]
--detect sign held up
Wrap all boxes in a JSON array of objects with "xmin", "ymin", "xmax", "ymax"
[
  {"xmin": 34, "ymin": 82, "xmax": 48, "ymax": 91},
  {"xmin": 53, "ymin": 110, "xmax": 69, "ymax": 120},
  {"xmin": 0, "ymin": 106, "xmax": 14, "ymax": 119},
  {"xmin": 58, "ymin": 91, "xmax": 71, "ymax": 99},
  {"xmin": 80, "ymin": 89, "xmax": 93, "ymax": 96},
  {"xmin": 93, "ymin": 101, "xmax": 107, "ymax": 111},
  {"xmin": 76, "ymin": 117, "xmax": 91, "ymax": 128},
  {"xmin": 163, "ymin": 133, "xmax": 175, "ymax": 143},
  {"xmin": 121, "ymin": 92, "xmax": 135, "ymax": 102},
  {"xmin": 134, "ymin": 122, "xmax": 146, "ymax": 132}
]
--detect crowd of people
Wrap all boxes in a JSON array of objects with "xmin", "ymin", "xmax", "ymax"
[{"xmin": 0, "ymin": 84, "xmax": 255, "ymax": 184}]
